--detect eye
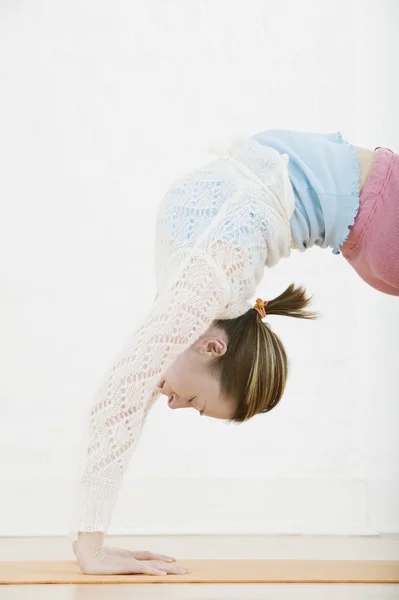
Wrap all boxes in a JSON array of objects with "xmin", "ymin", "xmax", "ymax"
[{"xmin": 187, "ymin": 396, "xmax": 196, "ymax": 403}]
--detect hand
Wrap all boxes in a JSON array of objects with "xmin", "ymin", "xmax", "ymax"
[{"xmin": 73, "ymin": 534, "xmax": 191, "ymax": 576}]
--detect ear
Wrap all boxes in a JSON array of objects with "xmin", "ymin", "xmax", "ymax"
[{"xmin": 199, "ymin": 337, "xmax": 227, "ymax": 358}]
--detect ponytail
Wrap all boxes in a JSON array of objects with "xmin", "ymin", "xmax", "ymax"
[{"xmin": 264, "ymin": 283, "xmax": 319, "ymax": 320}]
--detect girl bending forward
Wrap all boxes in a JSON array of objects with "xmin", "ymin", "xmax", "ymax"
[{"xmin": 72, "ymin": 129, "xmax": 398, "ymax": 575}]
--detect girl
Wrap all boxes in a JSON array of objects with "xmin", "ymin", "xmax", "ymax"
[{"xmin": 72, "ymin": 130, "xmax": 398, "ymax": 576}]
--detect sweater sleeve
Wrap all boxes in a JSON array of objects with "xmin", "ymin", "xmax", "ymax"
[{"xmin": 68, "ymin": 250, "xmax": 230, "ymax": 541}]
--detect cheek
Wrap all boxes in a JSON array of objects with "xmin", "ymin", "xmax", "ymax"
[{"xmin": 163, "ymin": 354, "xmax": 192, "ymax": 393}]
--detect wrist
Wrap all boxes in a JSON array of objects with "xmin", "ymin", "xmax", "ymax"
[{"xmin": 75, "ymin": 531, "xmax": 104, "ymax": 551}]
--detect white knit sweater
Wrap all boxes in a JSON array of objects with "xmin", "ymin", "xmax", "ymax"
[{"xmin": 69, "ymin": 137, "xmax": 295, "ymax": 541}]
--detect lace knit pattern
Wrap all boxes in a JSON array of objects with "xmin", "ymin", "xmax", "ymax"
[{"xmin": 69, "ymin": 137, "xmax": 295, "ymax": 540}]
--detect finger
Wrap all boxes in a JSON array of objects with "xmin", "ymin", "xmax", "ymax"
[
  {"xmin": 104, "ymin": 548, "xmax": 176, "ymax": 562},
  {"xmin": 91, "ymin": 555, "xmax": 168, "ymax": 576},
  {"xmin": 143, "ymin": 552, "xmax": 177, "ymax": 563},
  {"xmin": 150, "ymin": 560, "xmax": 191, "ymax": 575},
  {"xmin": 146, "ymin": 568, "xmax": 167, "ymax": 576},
  {"xmin": 117, "ymin": 558, "xmax": 167, "ymax": 576}
]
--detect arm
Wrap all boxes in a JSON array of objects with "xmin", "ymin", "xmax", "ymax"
[{"xmin": 69, "ymin": 250, "xmax": 230, "ymax": 542}]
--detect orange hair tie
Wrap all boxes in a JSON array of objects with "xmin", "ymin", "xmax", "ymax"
[{"xmin": 253, "ymin": 297, "xmax": 268, "ymax": 319}]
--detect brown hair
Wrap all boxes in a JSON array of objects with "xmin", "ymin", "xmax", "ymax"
[{"xmin": 211, "ymin": 283, "xmax": 319, "ymax": 422}]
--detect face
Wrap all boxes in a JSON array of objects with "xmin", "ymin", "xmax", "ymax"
[{"xmin": 157, "ymin": 327, "xmax": 236, "ymax": 420}]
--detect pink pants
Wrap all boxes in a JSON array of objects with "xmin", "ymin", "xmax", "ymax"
[{"xmin": 341, "ymin": 146, "xmax": 399, "ymax": 296}]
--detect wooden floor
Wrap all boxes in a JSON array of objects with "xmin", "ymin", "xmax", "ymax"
[{"xmin": 1, "ymin": 534, "xmax": 399, "ymax": 599}]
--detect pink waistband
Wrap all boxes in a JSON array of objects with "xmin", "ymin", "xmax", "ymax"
[{"xmin": 374, "ymin": 146, "xmax": 393, "ymax": 152}]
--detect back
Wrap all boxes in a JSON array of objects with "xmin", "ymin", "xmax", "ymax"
[{"xmin": 251, "ymin": 129, "xmax": 360, "ymax": 254}]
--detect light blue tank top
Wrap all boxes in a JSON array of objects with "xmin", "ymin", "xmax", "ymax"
[{"xmin": 251, "ymin": 129, "xmax": 360, "ymax": 254}]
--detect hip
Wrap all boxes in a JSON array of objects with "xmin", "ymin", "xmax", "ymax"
[{"xmin": 341, "ymin": 146, "xmax": 399, "ymax": 295}]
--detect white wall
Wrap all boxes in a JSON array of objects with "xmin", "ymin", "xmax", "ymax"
[{"xmin": 0, "ymin": 0, "xmax": 398, "ymax": 536}]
